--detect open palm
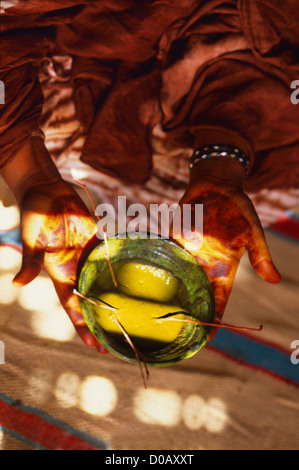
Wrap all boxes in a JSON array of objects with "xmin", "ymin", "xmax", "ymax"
[
  {"xmin": 175, "ymin": 182, "xmax": 281, "ymax": 339},
  {"xmin": 13, "ymin": 180, "xmax": 107, "ymax": 352}
]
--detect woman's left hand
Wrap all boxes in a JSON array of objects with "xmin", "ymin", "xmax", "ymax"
[{"xmin": 173, "ymin": 157, "xmax": 281, "ymax": 340}]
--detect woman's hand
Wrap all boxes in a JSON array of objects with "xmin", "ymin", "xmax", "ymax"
[
  {"xmin": 174, "ymin": 156, "xmax": 281, "ymax": 339},
  {"xmin": 12, "ymin": 180, "xmax": 108, "ymax": 351},
  {"xmin": 0, "ymin": 135, "xmax": 107, "ymax": 352}
]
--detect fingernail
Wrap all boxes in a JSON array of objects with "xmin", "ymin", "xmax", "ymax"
[
  {"xmin": 96, "ymin": 343, "xmax": 109, "ymax": 354},
  {"xmin": 12, "ymin": 276, "xmax": 23, "ymax": 287},
  {"xmin": 258, "ymin": 260, "xmax": 281, "ymax": 284},
  {"xmin": 84, "ymin": 334, "xmax": 98, "ymax": 348}
]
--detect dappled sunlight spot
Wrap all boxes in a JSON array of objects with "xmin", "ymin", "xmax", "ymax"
[
  {"xmin": 0, "ymin": 202, "xmax": 19, "ymax": 230},
  {"xmin": 182, "ymin": 395, "xmax": 227, "ymax": 433},
  {"xmin": 204, "ymin": 398, "xmax": 227, "ymax": 433},
  {"xmin": 18, "ymin": 276, "xmax": 76, "ymax": 342},
  {"xmin": 133, "ymin": 387, "xmax": 182, "ymax": 427},
  {"xmin": 27, "ymin": 368, "xmax": 53, "ymax": 404},
  {"xmin": 0, "ymin": 246, "xmax": 22, "ymax": 270},
  {"xmin": 182, "ymin": 394, "xmax": 207, "ymax": 430},
  {"xmin": 70, "ymin": 167, "xmax": 91, "ymax": 180},
  {"xmin": 0, "ymin": 273, "xmax": 19, "ymax": 305},
  {"xmin": 79, "ymin": 376, "xmax": 117, "ymax": 417},
  {"xmin": 180, "ymin": 234, "xmax": 231, "ymax": 264},
  {"xmin": 30, "ymin": 308, "xmax": 76, "ymax": 342},
  {"xmin": 18, "ymin": 276, "xmax": 60, "ymax": 312},
  {"xmin": 54, "ymin": 372, "xmax": 80, "ymax": 408}
]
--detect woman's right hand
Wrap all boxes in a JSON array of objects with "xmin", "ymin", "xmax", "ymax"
[
  {"xmin": 1, "ymin": 135, "xmax": 108, "ymax": 352},
  {"xmin": 13, "ymin": 179, "xmax": 109, "ymax": 352}
]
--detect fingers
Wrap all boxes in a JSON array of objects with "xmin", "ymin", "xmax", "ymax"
[
  {"xmin": 252, "ymin": 258, "xmax": 281, "ymax": 284},
  {"xmin": 12, "ymin": 246, "xmax": 43, "ymax": 287},
  {"xmin": 52, "ymin": 278, "xmax": 109, "ymax": 354},
  {"xmin": 71, "ymin": 309, "xmax": 109, "ymax": 354},
  {"xmin": 75, "ymin": 324, "xmax": 109, "ymax": 354},
  {"xmin": 11, "ymin": 244, "xmax": 108, "ymax": 353},
  {"xmin": 53, "ymin": 284, "xmax": 109, "ymax": 354},
  {"xmin": 246, "ymin": 225, "xmax": 281, "ymax": 284}
]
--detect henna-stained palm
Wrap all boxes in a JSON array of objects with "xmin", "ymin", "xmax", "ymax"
[
  {"xmin": 12, "ymin": 180, "xmax": 108, "ymax": 352},
  {"xmin": 174, "ymin": 181, "xmax": 281, "ymax": 340}
]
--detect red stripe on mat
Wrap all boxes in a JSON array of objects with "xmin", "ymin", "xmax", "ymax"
[
  {"xmin": 269, "ymin": 214, "xmax": 299, "ymax": 239},
  {"xmin": 0, "ymin": 398, "xmax": 100, "ymax": 450}
]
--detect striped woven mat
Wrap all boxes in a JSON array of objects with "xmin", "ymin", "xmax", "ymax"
[{"xmin": 0, "ymin": 204, "xmax": 298, "ymax": 450}]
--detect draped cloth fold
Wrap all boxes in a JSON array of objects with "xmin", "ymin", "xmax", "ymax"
[{"xmin": 1, "ymin": 0, "xmax": 299, "ymax": 191}]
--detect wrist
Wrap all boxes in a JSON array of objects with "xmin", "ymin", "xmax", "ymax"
[
  {"xmin": 189, "ymin": 149, "xmax": 248, "ymax": 192},
  {"xmin": 0, "ymin": 134, "xmax": 62, "ymax": 205}
]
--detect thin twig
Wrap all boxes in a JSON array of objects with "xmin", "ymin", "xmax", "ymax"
[
  {"xmin": 112, "ymin": 316, "xmax": 149, "ymax": 389},
  {"xmin": 74, "ymin": 289, "xmax": 149, "ymax": 387},
  {"xmin": 71, "ymin": 179, "xmax": 118, "ymax": 288},
  {"xmin": 105, "ymin": 254, "xmax": 118, "ymax": 288},
  {"xmin": 73, "ymin": 289, "xmax": 118, "ymax": 311},
  {"xmin": 155, "ymin": 312, "xmax": 263, "ymax": 332}
]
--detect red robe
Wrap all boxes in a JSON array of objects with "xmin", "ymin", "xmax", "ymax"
[{"xmin": 1, "ymin": 0, "xmax": 299, "ymax": 193}]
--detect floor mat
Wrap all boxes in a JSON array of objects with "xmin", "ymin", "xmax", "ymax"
[{"xmin": 0, "ymin": 179, "xmax": 298, "ymax": 451}]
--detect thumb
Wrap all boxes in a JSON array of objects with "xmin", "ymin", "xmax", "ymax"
[
  {"xmin": 246, "ymin": 226, "xmax": 281, "ymax": 284},
  {"xmin": 12, "ymin": 246, "xmax": 43, "ymax": 287}
]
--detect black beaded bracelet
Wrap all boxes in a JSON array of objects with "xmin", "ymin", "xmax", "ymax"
[{"xmin": 189, "ymin": 144, "xmax": 250, "ymax": 174}]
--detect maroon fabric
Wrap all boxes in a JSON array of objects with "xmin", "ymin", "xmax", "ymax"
[{"xmin": 0, "ymin": 0, "xmax": 299, "ymax": 190}]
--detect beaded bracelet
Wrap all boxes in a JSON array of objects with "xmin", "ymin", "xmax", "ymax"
[{"xmin": 189, "ymin": 144, "xmax": 250, "ymax": 174}]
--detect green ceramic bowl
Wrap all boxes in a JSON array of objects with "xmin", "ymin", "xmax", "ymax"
[{"xmin": 78, "ymin": 234, "xmax": 215, "ymax": 367}]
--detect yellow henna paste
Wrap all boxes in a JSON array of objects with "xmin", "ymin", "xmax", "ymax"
[
  {"xmin": 93, "ymin": 261, "xmax": 187, "ymax": 350},
  {"xmin": 116, "ymin": 261, "xmax": 179, "ymax": 303},
  {"xmin": 94, "ymin": 291, "xmax": 186, "ymax": 348}
]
